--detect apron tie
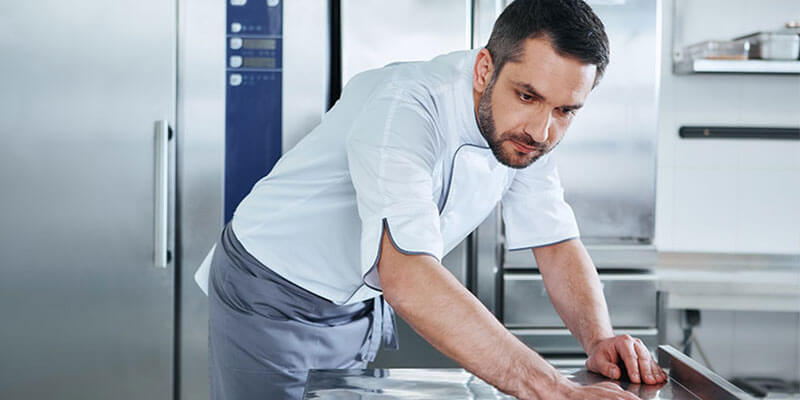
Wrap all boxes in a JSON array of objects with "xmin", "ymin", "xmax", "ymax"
[{"xmin": 357, "ymin": 296, "xmax": 399, "ymax": 362}]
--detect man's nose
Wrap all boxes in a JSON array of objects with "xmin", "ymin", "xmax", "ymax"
[{"xmin": 524, "ymin": 109, "xmax": 551, "ymax": 144}]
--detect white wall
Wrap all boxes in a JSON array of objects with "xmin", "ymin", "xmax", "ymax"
[
  {"xmin": 655, "ymin": 0, "xmax": 800, "ymax": 384},
  {"xmin": 655, "ymin": 0, "xmax": 800, "ymax": 254}
]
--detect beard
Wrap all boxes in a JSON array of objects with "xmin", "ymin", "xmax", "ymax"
[{"xmin": 476, "ymin": 77, "xmax": 549, "ymax": 169}]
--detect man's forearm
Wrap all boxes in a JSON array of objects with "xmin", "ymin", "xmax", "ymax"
[
  {"xmin": 533, "ymin": 239, "xmax": 614, "ymax": 354},
  {"xmin": 378, "ymin": 235, "xmax": 566, "ymax": 399}
]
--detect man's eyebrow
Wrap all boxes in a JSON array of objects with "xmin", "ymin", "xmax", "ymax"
[{"xmin": 511, "ymin": 80, "xmax": 584, "ymax": 110}]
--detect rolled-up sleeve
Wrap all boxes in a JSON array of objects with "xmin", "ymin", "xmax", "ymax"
[
  {"xmin": 501, "ymin": 153, "xmax": 580, "ymax": 250},
  {"xmin": 346, "ymin": 83, "xmax": 444, "ymax": 290}
]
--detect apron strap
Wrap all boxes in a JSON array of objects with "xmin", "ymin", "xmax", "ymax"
[
  {"xmin": 357, "ymin": 296, "xmax": 399, "ymax": 362},
  {"xmin": 381, "ymin": 296, "xmax": 399, "ymax": 350}
]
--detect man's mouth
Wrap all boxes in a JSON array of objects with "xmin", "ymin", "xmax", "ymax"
[{"xmin": 509, "ymin": 139, "xmax": 538, "ymax": 154}]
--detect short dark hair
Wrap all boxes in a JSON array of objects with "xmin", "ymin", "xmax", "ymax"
[{"xmin": 485, "ymin": 0, "xmax": 610, "ymax": 86}]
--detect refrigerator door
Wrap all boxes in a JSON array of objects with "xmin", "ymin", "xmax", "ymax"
[
  {"xmin": 177, "ymin": 0, "xmax": 226, "ymax": 398},
  {"xmin": 0, "ymin": 2, "xmax": 176, "ymax": 399}
]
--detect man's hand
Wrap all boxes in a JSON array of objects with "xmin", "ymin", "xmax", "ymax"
[
  {"xmin": 585, "ymin": 334, "xmax": 667, "ymax": 385},
  {"xmin": 555, "ymin": 379, "xmax": 644, "ymax": 400}
]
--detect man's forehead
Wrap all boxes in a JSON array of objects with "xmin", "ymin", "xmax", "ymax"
[{"xmin": 498, "ymin": 39, "xmax": 596, "ymax": 106}]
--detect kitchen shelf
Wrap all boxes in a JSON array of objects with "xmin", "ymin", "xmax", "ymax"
[{"xmin": 674, "ymin": 58, "xmax": 800, "ymax": 75}]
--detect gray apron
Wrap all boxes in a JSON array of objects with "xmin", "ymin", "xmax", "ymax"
[{"xmin": 208, "ymin": 223, "xmax": 399, "ymax": 400}]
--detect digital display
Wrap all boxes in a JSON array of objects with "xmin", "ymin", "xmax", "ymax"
[
  {"xmin": 242, "ymin": 57, "xmax": 276, "ymax": 68},
  {"xmin": 242, "ymin": 38, "xmax": 277, "ymax": 50}
]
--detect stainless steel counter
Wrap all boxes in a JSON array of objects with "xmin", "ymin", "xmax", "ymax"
[
  {"xmin": 304, "ymin": 346, "xmax": 753, "ymax": 399},
  {"xmin": 656, "ymin": 252, "xmax": 800, "ymax": 312},
  {"xmin": 304, "ymin": 368, "xmax": 686, "ymax": 399}
]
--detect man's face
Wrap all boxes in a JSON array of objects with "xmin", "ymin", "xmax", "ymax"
[{"xmin": 474, "ymin": 36, "xmax": 597, "ymax": 169}]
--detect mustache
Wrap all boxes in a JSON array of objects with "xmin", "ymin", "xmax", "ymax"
[{"xmin": 504, "ymin": 133, "xmax": 548, "ymax": 151}]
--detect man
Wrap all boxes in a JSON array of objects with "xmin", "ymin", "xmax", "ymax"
[{"xmin": 202, "ymin": 0, "xmax": 666, "ymax": 398}]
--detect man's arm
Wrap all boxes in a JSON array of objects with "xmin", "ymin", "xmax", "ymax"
[
  {"xmin": 532, "ymin": 238, "xmax": 614, "ymax": 352},
  {"xmin": 532, "ymin": 238, "xmax": 666, "ymax": 385},
  {"xmin": 377, "ymin": 229, "xmax": 641, "ymax": 400}
]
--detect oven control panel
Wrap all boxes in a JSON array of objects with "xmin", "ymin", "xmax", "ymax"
[{"xmin": 225, "ymin": 0, "xmax": 282, "ymax": 222}]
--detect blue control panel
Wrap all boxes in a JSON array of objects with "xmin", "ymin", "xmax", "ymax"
[{"xmin": 225, "ymin": 0, "xmax": 283, "ymax": 223}]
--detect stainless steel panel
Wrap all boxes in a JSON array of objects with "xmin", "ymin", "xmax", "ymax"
[
  {"xmin": 0, "ymin": 1, "xmax": 176, "ymax": 398},
  {"xmin": 504, "ymin": 244, "xmax": 658, "ymax": 270},
  {"xmin": 283, "ymin": 1, "xmax": 330, "ymax": 152},
  {"xmin": 547, "ymin": 357, "xmax": 591, "ymax": 368},
  {"xmin": 658, "ymin": 345, "xmax": 751, "ymax": 400},
  {"xmin": 554, "ymin": 0, "xmax": 660, "ymax": 242},
  {"xmin": 177, "ymin": 0, "xmax": 226, "ymax": 398},
  {"xmin": 475, "ymin": 207, "xmax": 502, "ymax": 315},
  {"xmin": 512, "ymin": 328, "xmax": 659, "ymax": 354},
  {"xmin": 504, "ymin": 273, "xmax": 658, "ymax": 328},
  {"xmin": 341, "ymin": 0, "xmax": 469, "ymax": 85},
  {"xmin": 305, "ymin": 360, "xmax": 713, "ymax": 399},
  {"xmin": 471, "ymin": 0, "xmax": 503, "ymax": 48}
]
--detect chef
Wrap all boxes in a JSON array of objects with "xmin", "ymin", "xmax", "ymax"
[{"xmin": 198, "ymin": 0, "xmax": 666, "ymax": 399}]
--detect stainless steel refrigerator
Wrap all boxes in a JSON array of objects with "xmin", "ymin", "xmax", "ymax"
[{"xmin": 0, "ymin": 0, "xmax": 226, "ymax": 398}]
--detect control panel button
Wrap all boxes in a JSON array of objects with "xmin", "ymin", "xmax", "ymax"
[
  {"xmin": 230, "ymin": 37, "xmax": 242, "ymax": 50},
  {"xmin": 229, "ymin": 74, "xmax": 243, "ymax": 87},
  {"xmin": 231, "ymin": 22, "xmax": 242, "ymax": 33},
  {"xmin": 229, "ymin": 56, "xmax": 243, "ymax": 68},
  {"xmin": 230, "ymin": 0, "xmax": 247, "ymax": 6}
]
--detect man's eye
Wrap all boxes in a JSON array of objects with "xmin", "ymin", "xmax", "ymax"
[
  {"xmin": 519, "ymin": 92, "xmax": 533, "ymax": 102},
  {"xmin": 560, "ymin": 108, "xmax": 576, "ymax": 116}
]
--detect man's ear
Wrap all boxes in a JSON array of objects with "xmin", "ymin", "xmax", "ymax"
[{"xmin": 473, "ymin": 48, "xmax": 495, "ymax": 94}]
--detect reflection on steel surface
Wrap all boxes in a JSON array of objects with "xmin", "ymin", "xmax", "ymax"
[
  {"xmin": 658, "ymin": 345, "xmax": 752, "ymax": 400},
  {"xmin": 303, "ymin": 364, "xmax": 718, "ymax": 399}
]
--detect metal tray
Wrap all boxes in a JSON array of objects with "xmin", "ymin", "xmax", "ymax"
[{"xmin": 735, "ymin": 32, "xmax": 800, "ymax": 60}]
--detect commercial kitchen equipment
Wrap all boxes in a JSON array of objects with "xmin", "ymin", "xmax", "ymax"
[
  {"xmin": 0, "ymin": 1, "xmax": 661, "ymax": 399},
  {"xmin": 0, "ymin": 0, "xmax": 225, "ymax": 398},
  {"xmin": 303, "ymin": 345, "xmax": 752, "ymax": 399}
]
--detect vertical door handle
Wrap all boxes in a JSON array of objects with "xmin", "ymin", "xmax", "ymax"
[{"xmin": 154, "ymin": 120, "xmax": 172, "ymax": 268}]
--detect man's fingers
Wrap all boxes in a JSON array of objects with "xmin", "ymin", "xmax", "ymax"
[
  {"xmin": 592, "ymin": 359, "xmax": 621, "ymax": 380},
  {"xmin": 616, "ymin": 336, "xmax": 641, "ymax": 383},
  {"xmin": 634, "ymin": 339, "xmax": 668, "ymax": 383},
  {"xmin": 633, "ymin": 340, "xmax": 656, "ymax": 384}
]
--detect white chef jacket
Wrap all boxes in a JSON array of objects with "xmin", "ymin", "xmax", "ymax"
[{"xmin": 199, "ymin": 49, "xmax": 579, "ymax": 305}]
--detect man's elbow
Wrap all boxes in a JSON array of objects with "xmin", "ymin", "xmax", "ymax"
[
  {"xmin": 377, "ymin": 239, "xmax": 410, "ymax": 311},
  {"xmin": 376, "ymin": 231, "xmax": 432, "ymax": 313}
]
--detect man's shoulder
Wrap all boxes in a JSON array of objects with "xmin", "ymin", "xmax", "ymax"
[
  {"xmin": 387, "ymin": 50, "xmax": 473, "ymax": 92},
  {"xmin": 347, "ymin": 50, "xmax": 473, "ymax": 99}
]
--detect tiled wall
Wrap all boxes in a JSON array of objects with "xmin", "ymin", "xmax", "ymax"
[
  {"xmin": 655, "ymin": 0, "xmax": 800, "ymax": 254},
  {"xmin": 656, "ymin": 0, "xmax": 800, "ymax": 384}
]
